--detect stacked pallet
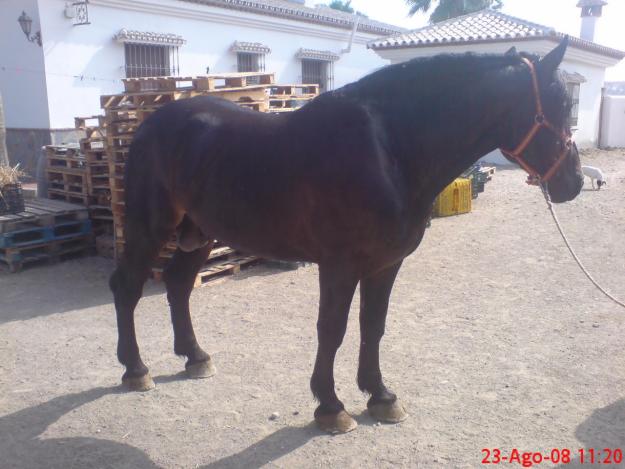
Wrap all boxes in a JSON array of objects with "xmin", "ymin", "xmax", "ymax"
[
  {"xmin": 460, "ymin": 165, "xmax": 496, "ymax": 199},
  {"xmin": 102, "ymin": 71, "xmax": 318, "ymax": 285},
  {"xmin": 0, "ymin": 198, "xmax": 93, "ymax": 272},
  {"xmin": 267, "ymin": 84, "xmax": 319, "ymax": 112},
  {"xmin": 46, "ymin": 116, "xmax": 113, "ymax": 234}
]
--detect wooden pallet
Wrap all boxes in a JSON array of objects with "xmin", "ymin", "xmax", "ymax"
[
  {"xmin": 0, "ymin": 219, "xmax": 91, "ymax": 249},
  {"xmin": 157, "ymin": 245, "xmax": 236, "ymax": 263},
  {"xmin": 101, "ymin": 72, "xmax": 318, "ymax": 281},
  {"xmin": 48, "ymin": 190, "xmax": 92, "ymax": 206},
  {"xmin": 0, "ymin": 234, "xmax": 94, "ymax": 273},
  {"xmin": 46, "ymin": 145, "xmax": 81, "ymax": 158},
  {"xmin": 80, "ymin": 138, "xmax": 106, "ymax": 153},
  {"xmin": 75, "ymin": 115, "xmax": 106, "ymax": 131},
  {"xmin": 122, "ymin": 72, "xmax": 275, "ymax": 93},
  {"xmin": 46, "ymin": 146, "xmax": 84, "ymax": 169},
  {"xmin": 83, "ymin": 148, "xmax": 108, "ymax": 164},
  {"xmin": 151, "ymin": 253, "xmax": 260, "ymax": 286},
  {"xmin": 47, "ymin": 170, "xmax": 89, "ymax": 195},
  {"xmin": 192, "ymin": 255, "xmax": 261, "ymax": 287},
  {"xmin": 102, "ymin": 85, "xmax": 271, "ymax": 110},
  {"xmin": 0, "ymin": 198, "xmax": 88, "ymax": 234},
  {"xmin": 268, "ymin": 84, "xmax": 319, "ymax": 98}
]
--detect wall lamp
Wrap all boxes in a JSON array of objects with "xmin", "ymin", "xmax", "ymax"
[{"xmin": 18, "ymin": 11, "xmax": 42, "ymax": 47}]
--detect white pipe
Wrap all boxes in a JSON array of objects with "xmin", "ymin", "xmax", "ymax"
[{"xmin": 340, "ymin": 15, "xmax": 360, "ymax": 55}]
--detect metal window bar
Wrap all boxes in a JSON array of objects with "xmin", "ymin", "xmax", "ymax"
[
  {"xmin": 567, "ymin": 82, "xmax": 580, "ymax": 127},
  {"xmin": 302, "ymin": 59, "xmax": 332, "ymax": 93},
  {"xmin": 237, "ymin": 53, "xmax": 264, "ymax": 84},
  {"xmin": 124, "ymin": 43, "xmax": 179, "ymax": 79}
]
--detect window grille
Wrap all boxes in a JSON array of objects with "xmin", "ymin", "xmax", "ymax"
[
  {"xmin": 566, "ymin": 82, "xmax": 581, "ymax": 128},
  {"xmin": 301, "ymin": 59, "xmax": 333, "ymax": 93},
  {"xmin": 124, "ymin": 43, "xmax": 180, "ymax": 78},
  {"xmin": 237, "ymin": 52, "xmax": 265, "ymax": 84}
]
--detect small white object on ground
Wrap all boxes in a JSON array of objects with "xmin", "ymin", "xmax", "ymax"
[{"xmin": 581, "ymin": 165, "xmax": 606, "ymax": 189}]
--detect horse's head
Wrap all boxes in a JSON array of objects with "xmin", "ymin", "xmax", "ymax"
[{"xmin": 501, "ymin": 38, "xmax": 583, "ymax": 203}]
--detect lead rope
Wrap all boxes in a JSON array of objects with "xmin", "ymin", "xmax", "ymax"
[{"xmin": 539, "ymin": 183, "xmax": 625, "ymax": 309}]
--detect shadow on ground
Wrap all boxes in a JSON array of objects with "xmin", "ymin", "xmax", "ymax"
[
  {"xmin": 556, "ymin": 398, "xmax": 625, "ymax": 468},
  {"xmin": 199, "ymin": 425, "xmax": 320, "ymax": 469},
  {"xmin": 0, "ymin": 256, "xmax": 169, "ymax": 324},
  {"xmin": 0, "ymin": 386, "xmax": 161, "ymax": 469},
  {"xmin": 0, "ymin": 380, "xmax": 326, "ymax": 469},
  {"xmin": 0, "ymin": 256, "xmax": 290, "ymax": 325}
]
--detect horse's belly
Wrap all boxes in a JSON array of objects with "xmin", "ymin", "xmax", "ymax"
[{"xmin": 192, "ymin": 202, "xmax": 321, "ymax": 262}]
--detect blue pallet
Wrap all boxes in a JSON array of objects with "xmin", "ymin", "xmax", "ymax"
[
  {"xmin": 0, "ymin": 226, "xmax": 54, "ymax": 249},
  {"xmin": 52, "ymin": 219, "xmax": 92, "ymax": 241},
  {"xmin": 0, "ymin": 219, "xmax": 92, "ymax": 248},
  {"xmin": 0, "ymin": 234, "xmax": 93, "ymax": 272}
]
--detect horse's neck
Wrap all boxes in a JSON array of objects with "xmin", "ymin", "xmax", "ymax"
[{"xmin": 364, "ymin": 69, "xmax": 516, "ymax": 204}]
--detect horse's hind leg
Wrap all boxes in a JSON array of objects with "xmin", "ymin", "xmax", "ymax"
[
  {"xmin": 109, "ymin": 218, "xmax": 173, "ymax": 392},
  {"xmin": 357, "ymin": 261, "xmax": 407, "ymax": 423},
  {"xmin": 311, "ymin": 263, "xmax": 359, "ymax": 433},
  {"xmin": 163, "ymin": 242, "xmax": 215, "ymax": 379}
]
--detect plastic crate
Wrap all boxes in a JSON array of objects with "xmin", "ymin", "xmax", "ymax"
[{"xmin": 433, "ymin": 178, "xmax": 472, "ymax": 217}]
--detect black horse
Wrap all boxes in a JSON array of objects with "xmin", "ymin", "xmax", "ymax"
[{"xmin": 110, "ymin": 39, "xmax": 583, "ymax": 433}]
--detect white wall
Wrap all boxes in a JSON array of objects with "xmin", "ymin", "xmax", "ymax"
[
  {"xmin": 0, "ymin": 0, "xmax": 50, "ymax": 129},
  {"xmin": 375, "ymin": 39, "xmax": 618, "ymax": 161},
  {"xmin": 36, "ymin": 0, "xmax": 390, "ymax": 129},
  {"xmin": 601, "ymin": 96, "xmax": 625, "ymax": 148}
]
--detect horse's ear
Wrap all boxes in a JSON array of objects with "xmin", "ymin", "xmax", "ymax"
[
  {"xmin": 505, "ymin": 46, "xmax": 518, "ymax": 56},
  {"xmin": 538, "ymin": 36, "xmax": 568, "ymax": 79}
]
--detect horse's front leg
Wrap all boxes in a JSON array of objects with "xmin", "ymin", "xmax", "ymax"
[
  {"xmin": 311, "ymin": 263, "xmax": 359, "ymax": 433},
  {"xmin": 357, "ymin": 261, "xmax": 408, "ymax": 423}
]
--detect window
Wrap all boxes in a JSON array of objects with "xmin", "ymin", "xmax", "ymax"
[
  {"xmin": 301, "ymin": 59, "xmax": 333, "ymax": 93},
  {"xmin": 561, "ymin": 70, "xmax": 585, "ymax": 129},
  {"xmin": 566, "ymin": 82, "xmax": 581, "ymax": 128},
  {"xmin": 237, "ymin": 52, "xmax": 265, "ymax": 84},
  {"xmin": 124, "ymin": 43, "xmax": 180, "ymax": 78}
]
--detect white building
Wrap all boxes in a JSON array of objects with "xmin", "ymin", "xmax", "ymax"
[
  {"xmin": 0, "ymin": 0, "xmax": 403, "ymax": 172},
  {"xmin": 368, "ymin": 9, "xmax": 624, "ymax": 162}
]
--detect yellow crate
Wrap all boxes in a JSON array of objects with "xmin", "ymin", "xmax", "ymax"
[{"xmin": 433, "ymin": 178, "xmax": 472, "ymax": 217}]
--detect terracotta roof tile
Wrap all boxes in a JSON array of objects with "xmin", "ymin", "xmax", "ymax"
[
  {"xmin": 180, "ymin": 0, "xmax": 405, "ymax": 36},
  {"xmin": 368, "ymin": 10, "xmax": 624, "ymax": 60}
]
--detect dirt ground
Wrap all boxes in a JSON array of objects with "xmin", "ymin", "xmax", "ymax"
[{"xmin": 1, "ymin": 149, "xmax": 624, "ymax": 469}]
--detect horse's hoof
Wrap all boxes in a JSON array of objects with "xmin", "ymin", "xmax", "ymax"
[
  {"xmin": 185, "ymin": 359, "xmax": 216, "ymax": 379},
  {"xmin": 368, "ymin": 400, "xmax": 408, "ymax": 423},
  {"xmin": 315, "ymin": 410, "xmax": 358, "ymax": 434},
  {"xmin": 122, "ymin": 374, "xmax": 155, "ymax": 392}
]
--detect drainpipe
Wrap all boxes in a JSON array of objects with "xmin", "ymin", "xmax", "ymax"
[
  {"xmin": 341, "ymin": 15, "xmax": 361, "ymax": 55},
  {"xmin": 598, "ymin": 86, "xmax": 606, "ymax": 149}
]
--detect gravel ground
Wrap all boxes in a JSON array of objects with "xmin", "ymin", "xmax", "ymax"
[{"xmin": 1, "ymin": 149, "xmax": 624, "ymax": 469}]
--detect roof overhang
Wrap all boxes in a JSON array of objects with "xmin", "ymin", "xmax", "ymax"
[
  {"xmin": 296, "ymin": 48, "xmax": 341, "ymax": 62},
  {"xmin": 115, "ymin": 29, "xmax": 186, "ymax": 46},
  {"xmin": 375, "ymin": 38, "xmax": 620, "ymax": 68},
  {"xmin": 372, "ymin": 36, "xmax": 624, "ymax": 69},
  {"xmin": 180, "ymin": 0, "xmax": 404, "ymax": 36},
  {"xmin": 370, "ymin": 33, "xmax": 624, "ymax": 61},
  {"xmin": 231, "ymin": 41, "xmax": 271, "ymax": 54}
]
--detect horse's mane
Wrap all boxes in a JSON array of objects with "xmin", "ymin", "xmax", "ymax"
[
  {"xmin": 367, "ymin": 52, "xmax": 523, "ymax": 79},
  {"xmin": 337, "ymin": 51, "xmax": 571, "ymax": 129}
]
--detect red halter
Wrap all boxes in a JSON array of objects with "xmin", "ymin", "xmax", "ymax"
[{"xmin": 500, "ymin": 58, "xmax": 573, "ymax": 185}]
